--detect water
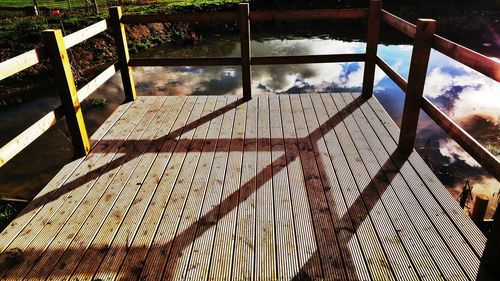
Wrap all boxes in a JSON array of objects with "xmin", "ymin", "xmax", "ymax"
[{"xmin": 0, "ymin": 30, "xmax": 498, "ymax": 217}]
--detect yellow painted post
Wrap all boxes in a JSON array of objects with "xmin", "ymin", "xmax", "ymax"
[
  {"xmin": 239, "ymin": 3, "xmax": 252, "ymax": 100},
  {"xmin": 398, "ymin": 19, "xmax": 436, "ymax": 154},
  {"xmin": 42, "ymin": 29, "xmax": 90, "ymax": 157},
  {"xmin": 109, "ymin": 6, "xmax": 137, "ymax": 102},
  {"xmin": 361, "ymin": 0, "xmax": 382, "ymax": 99}
]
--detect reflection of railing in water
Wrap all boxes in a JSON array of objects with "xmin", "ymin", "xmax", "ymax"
[{"xmin": 0, "ymin": 0, "xmax": 499, "ymax": 277}]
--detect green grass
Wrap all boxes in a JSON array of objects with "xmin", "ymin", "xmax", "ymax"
[{"xmin": 0, "ymin": 0, "xmax": 243, "ymax": 9}]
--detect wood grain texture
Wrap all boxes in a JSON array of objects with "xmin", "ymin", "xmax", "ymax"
[
  {"xmin": 0, "ymin": 95, "xmax": 486, "ymax": 280},
  {"xmin": 398, "ymin": 19, "xmax": 436, "ymax": 153},
  {"xmin": 362, "ymin": 0, "xmax": 382, "ymax": 98},
  {"xmin": 109, "ymin": 6, "xmax": 136, "ymax": 102},
  {"xmin": 42, "ymin": 29, "xmax": 90, "ymax": 157}
]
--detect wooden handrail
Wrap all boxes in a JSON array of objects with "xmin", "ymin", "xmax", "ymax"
[
  {"xmin": 375, "ymin": 56, "xmax": 408, "ymax": 92},
  {"xmin": 129, "ymin": 54, "xmax": 365, "ymax": 67},
  {"xmin": 432, "ymin": 35, "xmax": 500, "ymax": 82},
  {"xmin": 121, "ymin": 12, "xmax": 240, "ymax": 24},
  {"xmin": 421, "ymin": 98, "xmax": 500, "ymax": 182},
  {"xmin": 249, "ymin": 8, "xmax": 369, "ymax": 21},
  {"xmin": 63, "ymin": 19, "xmax": 109, "ymax": 49},
  {"xmin": 0, "ymin": 107, "xmax": 64, "ymax": 168},
  {"xmin": 0, "ymin": 48, "xmax": 47, "ymax": 82},
  {"xmin": 381, "ymin": 10, "xmax": 416, "ymax": 38},
  {"xmin": 129, "ymin": 57, "xmax": 241, "ymax": 67},
  {"xmin": 251, "ymin": 54, "xmax": 365, "ymax": 65},
  {"xmin": 76, "ymin": 63, "xmax": 118, "ymax": 103},
  {"xmin": 120, "ymin": 9, "xmax": 369, "ymax": 24}
]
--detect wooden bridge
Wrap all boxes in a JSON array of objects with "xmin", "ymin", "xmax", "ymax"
[{"xmin": 0, "ymin": 1, "xmax": 499, "ymax": 280}]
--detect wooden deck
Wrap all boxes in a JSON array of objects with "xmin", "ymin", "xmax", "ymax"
[{"xmin": 0, "ymin": 93, "xmax": 486, "ymax": 280}]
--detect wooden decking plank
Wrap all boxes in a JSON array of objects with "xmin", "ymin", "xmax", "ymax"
[
  {"xmin": 255, "ymin": 95, "xmax": 277, "ymax": 280},
  {"xmin": 104, "ymin": 96, "xmax": 199, "ymax": 281},
  {"xmin": 0, "ymin": 102, "xmax": 131, "ymax": 254},
  {"xmin": 279, "ymin": 94, "xmax": 321, "ymax": 279},
  {"xmin": 336, "ymin": 93, "xmax": 449, "ymax": 280},
  {"xmin": 59, "ymin": 97, "xmax": 177, "ymax": 280},
  {"xmin": 184, "ymin": 96, "xmax": 237, "ymax": 280},
  {"xmin": 232, "ymin": 97, "xmax": 258, "ymax": 281},
  {"xmin": 6, "ymin": 97, "xmax": 160, "ymax": 279},
  {"xmin": 22, "ymin": 97, "xmax": 168, "ymax": 280},
  {"xmin": 329, "ymin": 93, "xmax": 419, "ymax": 280},
  {"xmin": 290, "ymin": 94, "xmax": 345, "ymax": 279},
  {"xmin": 0, "ymin": 92, "xmax": 486, "ymax": 281},
  {"xmin": 87, "ymin": 96, "xmax": 187, "ymax": 281},
  {"xmin": 366, "ymin": 96, "xmax": 486, "ymax": 256},
  {"xmin": 0, "ymin": 97, "xmax": 155, "ymax": 278},
  {"xmin": 88, "ymin": 102, "xmax": 134, "ymax": 149},
  {"xmin": 136, "ymin": 96, "xmax": 213, "ymax": 281},
  {"xmin": 162, "ymin": 96, "xmax": 228, "ymax": 280},
  {"xmin": 333, "ymin": 91, "xmax": 425, "ymax": 280},
  {"xmin": 362, "ymin": 95, "xmax": 481, "ymax": 279},
  {"xmin": 298, "ymin": 94, "xmax": 353, "ymax": 280},
  {"xmin": 343, "ymin": 92, "xmax": 467, "ymax": 280},
  {"xmin": 308, "ymin": 94, "xmax": 371, "ymax": 281},
  {"xmin": 269, "ymin": 94, "xmax": 300, "ymax": 280},
  {"xmin": 207, "ymin": 98, "xmax": 246, "ymax": 280},
  {"xmin": 319, "ymin": 94, "xmax": 394, "ymax": 280}
]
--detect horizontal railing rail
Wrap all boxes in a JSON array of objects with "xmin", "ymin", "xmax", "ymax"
[
  {"xmin": 120, "ymin": 8, "xmax": 370, "ymax": 24},
  {"xmin": 249, "ymin": 8, "xmax": 369, "ymax": 21},
  {"xmin": 128, "ymin": 54, "xmax": 366, "ymax": 67},
  {"xmin": 0, "ymin": 48, "xmax": 47, "ymax": 82},
  {"xmin": 375, "ymin": 56, "xmax": 408, "ymax": 92}
]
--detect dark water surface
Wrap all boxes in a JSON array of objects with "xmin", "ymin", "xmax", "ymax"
[{"xmin": 0, "ymin": 29, "xmax": 498, "ymax": 217}]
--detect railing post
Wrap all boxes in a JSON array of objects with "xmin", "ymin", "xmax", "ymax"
[
  {"xmin": 398, "ymin": 19, "xmax": 436, "ymax": 154},
  {"xmin": 362, "ymin": 0, "xmax": 382, "ymax": 99},
  {"xmin": 239, "ymin": 3, "xmax": 252, "ymax": 100},
  {"xmin": 479, "ymin": 215, "xmax": 500, "ymax": 279},
  {"xmin": 109, "ymin": 6, "xmax": 137, "ymax": 102},
  {"xmin": 42, "ymin": 29, "xmax": 90, "ymax": 157}
]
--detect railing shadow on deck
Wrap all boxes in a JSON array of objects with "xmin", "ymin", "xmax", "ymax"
[
  {"xmin": 1, "ymin": 0, "xmax": 499, "ymax": 278},
  {"xmin": 0, "ymin": 95, "xmax": 411, "ymax": 280},
  {"xmin": 13, "ymin": 95, "xmax": 363, "ymax": 226},
  {"xmin": 294, "ymin": 149, "xmax": 406, "ymax": 280}
]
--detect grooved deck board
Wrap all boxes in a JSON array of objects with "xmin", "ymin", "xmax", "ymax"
[{"xmin": 0, "ymin": 94, "xmax": 485, "ymax": 280}]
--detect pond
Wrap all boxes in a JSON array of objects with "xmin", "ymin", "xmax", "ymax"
[{"xmin": 0, "ymin": 27, "xmax": 498, "ymax": 218}]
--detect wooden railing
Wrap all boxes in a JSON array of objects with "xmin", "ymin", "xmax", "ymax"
[
  {"xmin": 122, "ymin": 6, "xmax": 370, "ymax": 100},
  {"xmin": 375, "ymin": 7, "xmax": 500, "ymax": 277},
  {"xmin": 378, "ymin": 11, "xmax": 500, "ymax": 185},
  {"xmin": 0, "ymin": 1, "xmax": 499, "ymax": 275},
  {"xmin": 0, "ymin": 19, "xmax": 117, "ymax": 167}
]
